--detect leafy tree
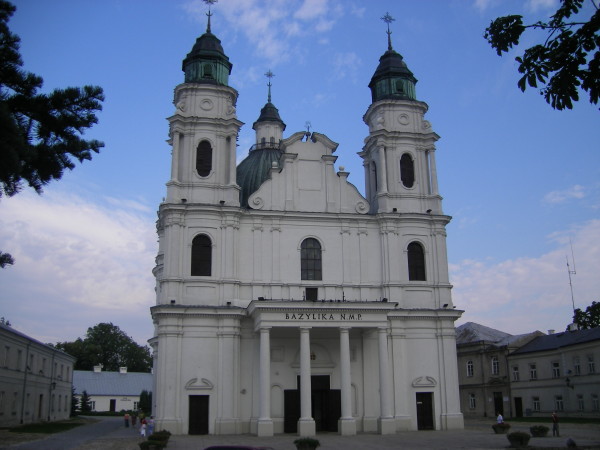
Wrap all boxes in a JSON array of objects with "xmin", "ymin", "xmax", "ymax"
[
  {"xmin": 0, "ymin": 1, "xmax": 104, "ymax": 265},
  {"xmin": 572, "ymin": 300, "xmax": 600, "ymax": 329},
  {"xmin": 138, "ymin": 389, "xmax": 152, "ymax": 414},
  {"xmin": 70, "ymin": 385, "xmax": 78, "ymax": 417},
  {"xmin": 484, "ymin": 0, "xmax": 599, "ymax": 110},
  {"xmin": 55, "ymin": 322, "xmax": 152, "ymax": 372},
  {"xmin": 79, "ymin": 390, "xmax": 91, "ymax": 413}
]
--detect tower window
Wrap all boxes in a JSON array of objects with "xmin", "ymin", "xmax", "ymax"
[
  {"xmin": 301, "ymin": 238, "xmax": 322, "ymax": 280},
  {"xmin": 203, "ymin": 64, "xmax": 213, "ymax": 79},
  {"xmin": 407, "ymin": 242, "xmax": 426, "ymax": 281},
  {"xmin": 191, "ymin": 234, "xmax": 212, "ymax": 276},
  {"xmin": 196, "ymin": 140, "xmax": 212, "ymax": 177},
  {"xmin": 395, "ymin": 79, "xmax": 405, "ymax": 94},
  {"xmin": 400, "ymin": 153, "xmax": 415, "ymax": 188}
]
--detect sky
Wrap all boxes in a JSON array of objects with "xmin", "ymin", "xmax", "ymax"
[{"xmin": 1, "ymin": 0, "xmax": 598, "ymax": 347}]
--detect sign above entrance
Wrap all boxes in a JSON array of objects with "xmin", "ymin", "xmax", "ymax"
[{"xmin": 284, "ymin": 312, "xmax": 363, "ymax": 321}]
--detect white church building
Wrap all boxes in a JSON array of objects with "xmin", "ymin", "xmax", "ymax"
[{"xmin": 150, "ymin": 10, "xmax": 463, "ymax": 437}]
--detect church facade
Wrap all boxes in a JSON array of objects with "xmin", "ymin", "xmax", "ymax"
[{"xmin": 150, "ymin": 12, "xmax": 463, "ymax": 437}]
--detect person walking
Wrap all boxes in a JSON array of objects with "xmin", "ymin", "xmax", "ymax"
[
  {"xmin": 552, "ymin": 411, "xmax": 560, "ymax": 437},
  {"xmin": 124, "ymin": 412, "xmax": 130, "ymax": 428},
  {"xmin": 496, "ymin": 412, "xmax": 504, "ymax": 424},
  {"xmin": 140, "ymin": 417, "xmax": 147, "ymax": 438},
  {"xmin": 147, "ymin": 416, "xmax": 155, "ymax": 437}
]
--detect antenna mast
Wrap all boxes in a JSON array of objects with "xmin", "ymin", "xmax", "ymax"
[{"xmin": 566, "ymin": 239, "xmax": 577, "ymax": 319}]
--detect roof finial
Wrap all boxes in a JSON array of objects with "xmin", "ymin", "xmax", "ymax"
[
  {"xmin": 381, "ymin": 12, "xmax": 395, "ymax": 51},
  {"xmin": 265, "ymin": 69, "xmax": 274, "ymax": 103},
  {"xmin": 204, "ymin": 0, "xmax": 218, "ymax": 33}
]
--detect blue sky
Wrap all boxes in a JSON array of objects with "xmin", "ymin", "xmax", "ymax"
[{"xmin": 1, "ymin": 0, "xmax": 598, "ymax": 346}]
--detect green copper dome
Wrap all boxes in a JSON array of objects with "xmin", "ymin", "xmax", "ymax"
[
  {"xmin": 236, "ymin": 146, "xmax": 282, "ymax": 207},
  {"xmin": 253, "ymin": 102, "xmax": 286, "ymax": 129},
  {"xmin": 182, "ymin": 25, "xmax": 232, "ymax": 85},
  {"xmin": 369, "ymin": 48, "xmax": 417, "ymax": 102}
]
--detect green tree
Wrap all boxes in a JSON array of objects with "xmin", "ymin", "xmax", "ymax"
[
  {"xmin": 56, "ymin": 323, "xmax": 152, "ymax": 372},
  {"xmin": 138, "ymin": 389, "xmax": 152, "ymax": 414},
  {"xmin": 79, "ymin": 390, "xmax": 91, "ymax": 413},
  {"xmin": 484, "ymin": 0, "xmax": 599, "ymax": 110},
  {"xmin": 70, "ymin": 385, "xmax": 78, "ymax": 417},
  {"xmin": 0, "ymin": 1, "xmax": 104, "ymax": 265},
  {"xmin": 572, "ymin": 300, "xmax": 600, "ymax": 329}
]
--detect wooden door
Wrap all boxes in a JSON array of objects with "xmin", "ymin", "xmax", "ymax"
[{"xmin": 189, "ymin": 395, "xmax": 209, "ymax": 435}]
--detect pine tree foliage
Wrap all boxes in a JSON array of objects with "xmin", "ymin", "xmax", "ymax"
[
  {"xmin": 0, "ymin": 0, "xmax": 104, "ymax": 198},
  {"xmin": 572, "ymin": 300, "xmax": 600, "ymax": 329},
  {"xmin": 484, "ymin": 0, "xmax": 599, "ymax": 110},
  {"xmin": 80, "ymin": 390, "xmax": 91, "ymax": 413}
]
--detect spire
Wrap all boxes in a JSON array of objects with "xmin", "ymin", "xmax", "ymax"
[
  {"xmin": 265, "ymin": 69, "xmax": 274, "ymax": 103},
  {"xmin": 381, "ymin": 12, "xmax": 395, "ymax": 51},
  {"xmin": 204, "ymin": 0, "xmax": 217, "ymax": 33}
]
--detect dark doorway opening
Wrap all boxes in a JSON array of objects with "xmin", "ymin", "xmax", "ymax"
[
  {"xmin": 283, "ymin": 375, "xmax": 341, "ymax": 433},
  {"xmin": 109, "ymin": 399, "xmax": 116, "ymax": 412},
  {"xmin": 493, "ymin": 392, "xmax": 504, "ymax": 416},
  {"xmin": 514, "ymin": 397, "xmax": 523, "ymax": 417},
  {"xmin": 416, "ymin": 392, "xmax": 434, "ymax": 430},
  {"xmin": 189, "ymin": 395, "xmax": 209, "ymax": 435}
]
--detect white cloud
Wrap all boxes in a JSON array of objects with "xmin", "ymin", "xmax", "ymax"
[
  {"xmin": 451, "ymin": 220, "xmax": 600, "ymax": 335},
  {"xmin": 332, "ymin": 51, "xmax": 361, "ymax": 82},
  {"xmin": 543, "ymin": 184, "xmax": 585, "ymax": 204},
  {"xmin": 473, "ymin": 0, "xmax": 499, "ymax": 12},
  {"xmin": 0, "ymin": 189, "xmax": 157, "ymax": 345},
  {"xmin": 526, "ymin": 0, "xmax": 559, "ymax": 12},
  {"xmin": 294, "ymin": 0, "xmax": 328, "ymax": 21}
]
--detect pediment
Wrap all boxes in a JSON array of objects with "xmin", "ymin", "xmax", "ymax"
[
  {"xmin": 412, "ymin": 376, "xmax": 437, "ymax": 387},
  {"xmin": 185, "ymin": 377, "xmax": 214, "ymax": 390}
]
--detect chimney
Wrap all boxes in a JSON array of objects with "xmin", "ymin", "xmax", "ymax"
[
  {"xmin": 548, "ymin": 329, "xmax": 555, "ymax": 335},
  {"xmin": 119, "ymin": 367, "xmax": 127, "ymax": 374},
  {"xmin": 93, "ymin": 365, "xmax": 102, "ymax": 373}
]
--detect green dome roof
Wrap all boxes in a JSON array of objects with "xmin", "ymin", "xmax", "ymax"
[
  {"xmin": 182, "ymin": 29, "xmax": 232, "ymax": 85},
  {"xmin": 368, "ymin": 48, "xmax": 417, "ymax": 102},
  {"xmin": 236, "ymin": 146, "xmax": 282, "ymax": 207}
]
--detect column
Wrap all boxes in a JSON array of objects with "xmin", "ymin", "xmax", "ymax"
[
  {"xmin": 298, "ymin": 327, "xmax": 315, "ymax": 436},
  {"xmin": 257, "ymin": 327, "xmax": 273, "ymax": 436},
  {"xmin": 377, "ymin": 145, "xmax": 388, "ymax": 194},
  {"xmin": 377, "ymin": 327, "xmax": 395, "ymax": 434},
  {"xmin": 428, "ymin": 149, "xmax": 439, "ymax": 196},
  {"xmin": 170, "ymin": 130, "xmax": 180, "ymax": 182},
  {"xmin": 339, "ymin": 327, "xmax": 356, "ymax": 435}
]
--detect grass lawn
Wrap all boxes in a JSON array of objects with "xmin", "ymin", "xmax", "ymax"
[{"xmin": 8, "ymin": 420, "xmax": 86, "ymax": 434}]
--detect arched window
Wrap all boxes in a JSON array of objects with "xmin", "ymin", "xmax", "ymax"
[
  {"xmin": 407, "ymin": 241, "xmax": 426, "ymax": 281},
  {"xmin": 203, "ymin": 64, "xmax": 213, "ymax": 79},
  {"xmin": 400, "ymin": 153, "xmax": 415, "ymax": 188},
  {"xmin": 191, "ymin": 234, "xmax": 212, "ymax": 276},
  {"xmin": 196, "ymin": 140, "xmax": 212, "ymax": 177},
  {"xmin": 301, "ymin": 238, "xmax": 322, "ymax": 280}
]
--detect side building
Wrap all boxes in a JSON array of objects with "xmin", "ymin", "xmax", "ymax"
[
  {"xmin": 509, "ymin": 327, "xmax": 600, "ymax": 418},
  {"xmin": 73, "ymin": 366, "xmax": 153, "ymax": 413},
  {"xmin": 0, "ymin": 323, "xmax": 75, "ymax": 427},
  {"xmin": 456, "ymin": 322, "xmax": 543, "ymax": 419}
]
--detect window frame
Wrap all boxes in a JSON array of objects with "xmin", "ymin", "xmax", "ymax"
[
  {"xmin": 407, "ymin": 241, "xmax": 426, "ymax": 281},
  {"xmin": 491, "ymin": 356, "xmax": 500, "ymax": 376},
  {"xmin": 191, "ymin": 234, "xmax": 212, "ymax": 276},
  {"xmin": 196, "ymin": 140, "xmax": 212, "ymax": 177},
  {"xmin": 466, "ymin": 360, "xmax": 474, "ymax": 377},
  {"xmin": 301, "ymin": 238, "xmax": 322, "ymax": 281},
  {"xmin": 552, "ymin": 361, "xmax": 560, "ymax": 378},
  {"xmin": 529, "ymin": 363, "xmax": 537, "ymax": 380},
  {"xmin": 400, "ymin": 153, "xmax": 415, "ymax": 188}
]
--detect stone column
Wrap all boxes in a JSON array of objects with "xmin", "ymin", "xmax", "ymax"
[
  {"xmin": 298, "ymin": 327, "xmax": 315, "ymax": 436},
  {"xmin": 428, "ymin": 149, "xmax": 439, "ymax": 196},
  {"xmin": 377, "ymin": 145, "xmax": 388, "ymax": 194},
  {"xmin": 339, "ymin": 327, "xmax": 356, "ymax": 435},
  {"xmin": 257, "ymin": 327, "xmax": 273, "ymax": 436},
  {"xmin": 377, "ymin": 327, "xmax": 395, "ymax": 434},
  {"xmin": 170, "ymin": 130, "xmax": 180, "ymax": 182}
]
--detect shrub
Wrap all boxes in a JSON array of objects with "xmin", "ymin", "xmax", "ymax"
[
  {"xmin": 530, "ymin": 425, "xmax": 549, "ymax": 437},
  {"xmin": 294, "ymin": 437, "xmax": 320, "ymax": 450},
  {"xmin": 507, "ymin": 431, "xmax": 531, "ymax": 448},
  {"xmin": 138, "ymin": 441, "xmax": 167, "ymax": 450},
  {"xmin": 492, "ymin": 422, "xmax": 511, "ymax": 434}
]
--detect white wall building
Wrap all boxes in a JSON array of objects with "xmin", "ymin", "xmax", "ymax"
[
  {"xmin": 0, "ymin": 323, "xmax": 75, "ymax": 427},
  {"xmin": 73, "ymin": 366, "xmax": 153, "ymax": 413},
  {"xmin": 150, "ymin": 12, "xmax": 464, "ymax": 437}
]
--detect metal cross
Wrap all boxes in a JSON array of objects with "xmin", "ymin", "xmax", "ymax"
[
  {"xmin": 203, "ymin": 0, "xmax": 218, "ymax": 32},
  {"xmin": 265, "ymin": 70, "xmax": 275, "ymax": 102},
  {"xmin": 381, "ymin": 12, "xmax": 395, "ymax": 50}
]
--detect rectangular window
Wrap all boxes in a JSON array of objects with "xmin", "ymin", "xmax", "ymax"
[
  {"xmin": 574, "ymin": 357, "xmax": 581, "ymax": 375},
  {"xmin": 577, "ymin": 394, "xmax": 584, "ymax": 411},
  {"xmin": 529, "ymin": 363, "xmax": 537, "ymax": 380},
  {"xmin": 552, "ymin": 361, "xmax": 560, "ymax": 378},
  {"xmin": 12, "ymin": 392, "xmax": 18, "ymax": 414},
  {"xmin": 3, "ymin": 346, "xmax": 9, "ymax": 368},
  {"xmin": 305, "ymin": 287, "xmax": 318, "ymax": 302},
  {"xmin": 29, "ymin": 354, "xmax": 34, "ymax": 372},
  {"xmin": 16, "ymin": 350, "xmax": 22, "ymax": 371},
  {"xmin": 0, "ymin": 391, "xmax": 4, "ymax": 415},
  {"xmin": 469, "ymin": 393, "xmax": 476, "ymax": 409},
  {"xmin": 512, "ymin": 366, "xmax": 519, "ymax": 381},
  {"xmin": 134, "ymin": 401, "xmax": 139, "ymax": 410},
  {"xmin": 466, "ymin": 361, "xmax": 474, "ymax": 377},
  {"xmin": 491, "ymin": 356, "xmax": 499, "ymax": 375},
  {"xmin": 25, "ymin": 393, "xmax": 30, "ymax": 415},
  {"xmin": 588, "ymin": 356, "xmax": 596, "ymax": 374},
  {"xmin": 592, "ymin": 394, "xmax": 599, "ymax": 411},
  {"xmin": 66, "ymin": 367, "xmax": 71, "ymax": 382},
  {"xmin": 555, "ymin": 395, "xmax": 564, "ymax": 411},
  {"xmin": 533, "ymin": 396, "xmax": 540, "ymax": 412},
  {"xmin": 90, "ymin": 401, "xmax": 96, "ymax": 411}
]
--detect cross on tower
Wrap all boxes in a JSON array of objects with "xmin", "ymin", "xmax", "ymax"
[
  {"xmin": 381, "ymin": 12, "xmax": 395, "ymax": 51},
  {"xmin": 203, "ymin": 0, "xmax": 218, "ymax": 33},
  {"xmin": 265, "ymin": 70, "xmax": 275, "ymax": 103}
]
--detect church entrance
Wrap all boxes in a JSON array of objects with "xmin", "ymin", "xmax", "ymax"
[
  {"xmin": 283, "ymin": 375, "xmax": 341, "ymax": 433},
  {"xmin": 416, "ymin": 392, "xmax": 434, "ymax": 430},
  {"xmin": 188, "ymin": 395, "xmax": 209, "ymax": 435}
]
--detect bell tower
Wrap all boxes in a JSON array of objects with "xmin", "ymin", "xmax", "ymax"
[
  {"xmin": 360, "ymin": 13, "xmax": 442, "ymax": 216},
  {"xmin": 165, "ymin": 7, "xmax": 243, "ymax": 206}
]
